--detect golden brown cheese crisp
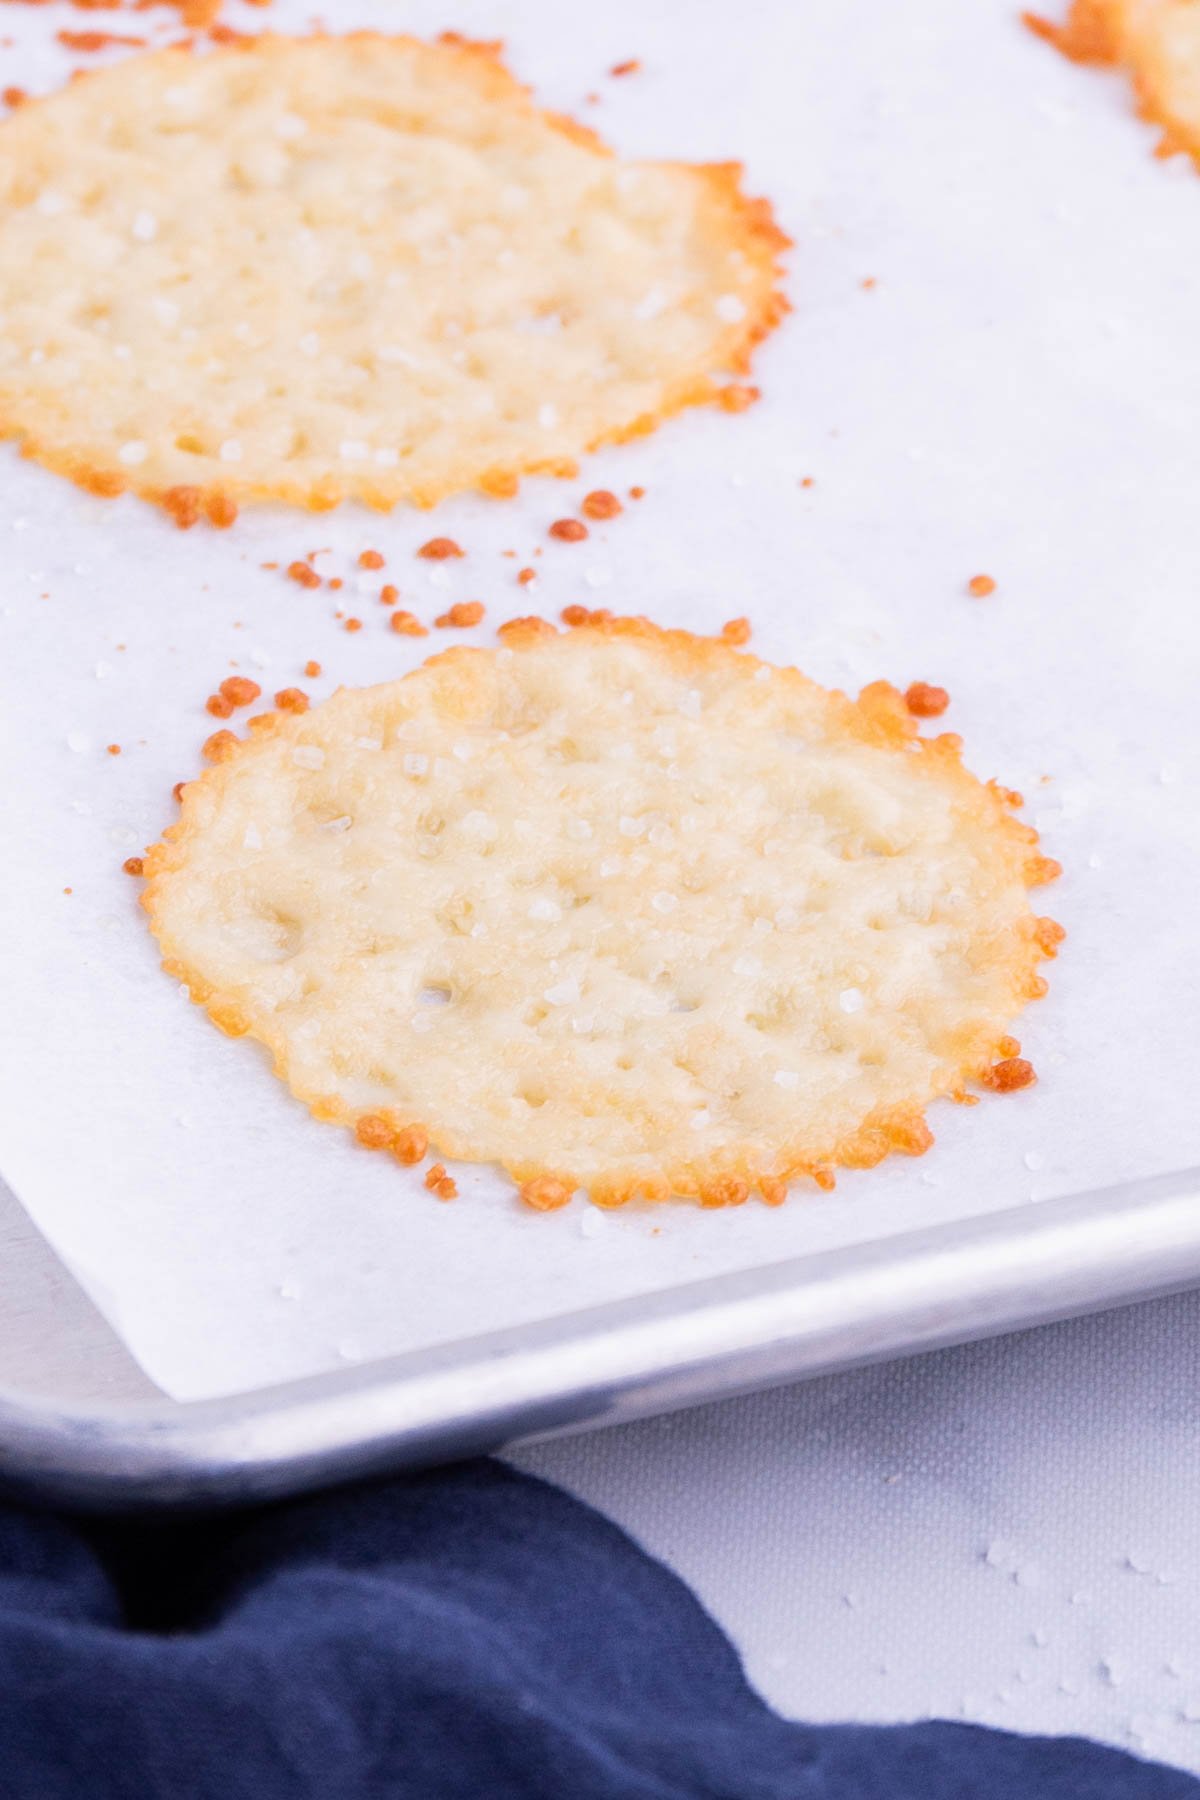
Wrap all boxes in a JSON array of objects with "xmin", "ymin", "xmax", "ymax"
[
  {"xmin": 142, "ymin": 618, "xmax": 1062, "ymax": 1210},
  {"xmin": 1027, "ymin": 0, "xmax": 1200, "ymax": 162},
  {"xmin": 0, "ymin": 34, "xmax": 788, "ymax": 525}
]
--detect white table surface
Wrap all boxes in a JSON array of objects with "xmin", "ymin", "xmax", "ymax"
[{"xmin": 517, "ymin": 1291, "xmax": 1200, "ymax": 1781}]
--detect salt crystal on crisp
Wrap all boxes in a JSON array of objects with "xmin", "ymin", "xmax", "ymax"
[
  {"xmin": 715, "ymin": 293, "xmax": 747, "ymax": 322},
  {"xmin": 773, "ymin": 1069, "xmax": 800, "ymax": 1090},
  {"xmin": 651, "ymin": 891, "xmax": 677, "ymax": 914},
  {"xmin": 403, "ymin": 753, "xmax": 428, "ymax": 777},
  {"xmin": 839, "ymin": 987, "xmax": 864, "ymax": 1013},
  {"xmin": 242, "ymin": 824, "xmax": 262, "ymax": 850},
  {"xmin": 117, "ymin": 441, "xmax": 147, "ymax": 465},
  {"xmin": 291, "ymin": 745, "xmax": 325, "ymax": 770},
  {"xmin": 219, "ymin": 439, "xmax": 243, "ymax": 463},
  {"xmin": 528, "ymin": 897, "xmax": 561, "ymax": 922},
  {"xmin": 634, "ymin": 285, "xmax": 668, "ymax": 320},
  {"xmin": 543, "ymin": 977, "xmax": 580, "ymax": 1006},
  {"xmin": 131, "ymin": 210, "xmax": 158, "ymax": 242}
]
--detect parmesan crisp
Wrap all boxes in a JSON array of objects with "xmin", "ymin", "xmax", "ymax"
[
  {"xmin": 0, "ymin": 34, "xmax": 787, "ymax": 526},
  {"xmin": 142, "ymin": 618, "xmax": 1063, "ymax": 1211}
]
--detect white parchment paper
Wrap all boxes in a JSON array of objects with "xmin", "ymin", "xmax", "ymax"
[{"xmin": 1, "ymin": 0, "xmax": 1197, "ymax": 1401}]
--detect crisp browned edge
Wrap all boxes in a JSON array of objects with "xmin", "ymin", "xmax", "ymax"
[{"xmin": 1024, "ymin": 0, "xmax": 1200, "ymax": 162}]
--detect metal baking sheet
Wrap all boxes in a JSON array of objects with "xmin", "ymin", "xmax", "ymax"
[
  {"xmin": 3, "ymin": 1165, "xmax": 1200, "ymax": 1509},
  {"xmin": 2, "ymin": 0, "xmax": 1199, "ymax": 1499}
]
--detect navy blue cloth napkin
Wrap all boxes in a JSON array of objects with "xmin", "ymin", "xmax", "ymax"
[{"xmin": 0, "ymin": 1458, "xmax": 1194, "ymax": 1798}]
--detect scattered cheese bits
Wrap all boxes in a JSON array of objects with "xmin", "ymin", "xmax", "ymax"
[
  {"xmin": 142, "ymin": 619, "xmax": 1061, "ymax": 1211},
  {"xmin": 219, "ymin": 676, "xmax": 261, "ymax": 709},
  {"xmin": 904, "ymin": 681, "xmax": 950, "ymax": 718},
  {"xmin": 435, "ymin": 601, "xmax": 485, "ymax": 629},
  {"xmin": 968, "ymin": 574, "xmax": 997, "ymax": 598},
  {"xmin": 390, "ymin": 610, "xmax": 429, "ymax": 637},
  {"xmin": 581, "ymin": 489, "xmax": 622, "ymax": 521}
]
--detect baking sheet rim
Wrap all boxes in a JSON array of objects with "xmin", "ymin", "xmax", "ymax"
[{"xmin": 1, "ymin": 1162, "xmax": 1196, "ymax": 1510}]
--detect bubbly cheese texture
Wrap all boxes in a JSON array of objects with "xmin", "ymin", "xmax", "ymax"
[
  {"xmin": 1030, "ymin": 0, "xmax": 1200, "ymax": 161},
  {"xmin": 143, "ymin": 620, "xmax": 1061, "ymax": 1209},
  {"xmin": 0, "ymin": 34, "xmax": 787, "ymax": 524}
]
